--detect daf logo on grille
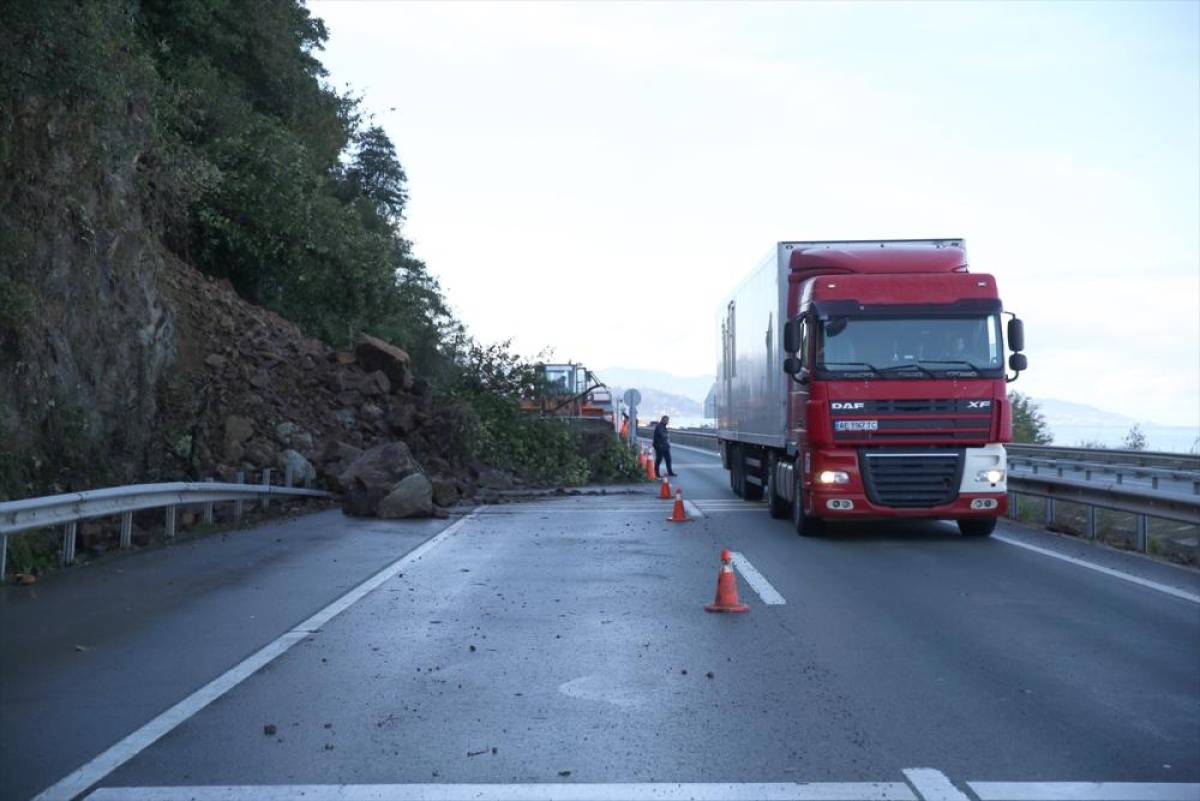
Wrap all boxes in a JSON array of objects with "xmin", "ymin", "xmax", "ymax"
[
  {"xmin": 831, "ymin": 402, "xmax": 865, "ymax": 411},
  {"xmin": 965, "ymin": 400, "xmax": 991, "ymax": 409}
]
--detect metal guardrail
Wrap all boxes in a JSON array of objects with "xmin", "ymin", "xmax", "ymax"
[
  {"xmin": 0, "ymin": 470, "xmax": 331, "ymax": 582},
  {"xmin": 664, "ymin": 429, "xmax": 1200, "ymax": 556}
]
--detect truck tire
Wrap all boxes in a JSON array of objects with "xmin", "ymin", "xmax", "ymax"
[
  {"xmin": 792, "ymin": 473, "xmax": 824, "ymax": 537},
  {"xmin": 958, "ymin": 518, "xmax": 997, "ymax": 537},
  {"xmin": 766, "ymin": 457, "xmax": 789, "ymax": 518}
]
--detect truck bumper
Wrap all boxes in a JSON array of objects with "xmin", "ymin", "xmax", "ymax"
[{"xmin": 811, "ymin": 489, "xmax": 1007, "ymax": 520}]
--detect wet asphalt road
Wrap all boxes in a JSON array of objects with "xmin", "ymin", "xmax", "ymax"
[{"xmin": 3, "ymin": 445, "xmax": 1199, "ymax": 801}]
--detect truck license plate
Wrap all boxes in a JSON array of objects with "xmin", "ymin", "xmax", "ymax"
[{"xmin": 835, "ymin": 420, "xmax": 879, "ymax": 431}]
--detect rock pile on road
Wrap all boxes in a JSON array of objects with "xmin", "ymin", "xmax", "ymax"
[{"xmin": 159, "ymin": 266, "xmax": 486, "ymax": 517}]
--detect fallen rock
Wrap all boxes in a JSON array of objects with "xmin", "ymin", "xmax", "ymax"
[
  {"xmin": 225, "ymin": 415, "xmax": 254, "ymax": 445},
  {"xmin": 244, "ymin": 439, "xmax": 278, "ymax": 469},
  {"xmin": 205, "ymin": 353, "xmax": 227, "ymax": 369},
  {"xmin": 432, "ymin": 477, "xmax": 459, "ymax": 507},
  {"xmin": 387, "ymin": 402, "xmax": 417, "ymax": 435},
  {"xmin": 340, "ymin": 441, "xmax": 425, "ymax": 517},
  {"xmin": 333, "ymin": 409, "xmax": 356, "ymax": 430},
  {"xmin": 354, "ymin": 333, "xmax": 412, "ymax": 389},
  {"xmin": 279, "ymin": 449, "xmax": 317, "ymax": 487},
  {"xmin": 478, "ymin": 468, "xmax": 515, "ymax": 490},
  {"xmin": 377, "ymin": 473, "xmax": 433, "ymax": 519},
  {"xmin": 362, "ymin": 370, "xmax": 391, "ymax": 397}
]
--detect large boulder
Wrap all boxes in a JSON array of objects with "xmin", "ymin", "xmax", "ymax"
[
  {"xmin": 354, "ymin": 333, "xmax": 413, "ymax": 389},
  {"xmin": 279, "ymin": 449, "xmax": 317, "ymax": 487},
  {"xmin": 223, "ymin": 415, "xmax": 254, "ymax": 462},
  {"xmin": 377, "ymin": 473, "xmax": 433, "ymax": 519},
  {"xmin": 316, "ymin": 440, "xmax": 363, "ymax": 490},
  {"xmin": 339, "ymin": 441, "xmax": 425, "ymax": 517}
]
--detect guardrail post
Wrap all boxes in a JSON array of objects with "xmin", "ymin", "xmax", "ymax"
[
  {"xmin": 1085, "ymin": 469, "xmax": 1092, "ymax": 481},
  {"xmin": 1135, "ymin": 514, "xmax": 1148, "ymax": 553},
  {"xmin": 284, "ymin": 462, "xmax": 294, "ymax": 488},
  {"xmin": 1085, "ymin": 505, "xmax": 1096, "ymax": 540},
  {"xmin": 1056, "ymin": 466, "xmax": 1064, "ymax": 478},
  {"xmin": 1116, "ymin": 472, "xmax": 1123, "ymax": 485},
  {"xmin": 165, "ymin": 505, "xmax": 177, "ymax": 539},
  {"xmin": 234, "ymin": 471, "xmax": 245, "ymax": 522},
  {"xmin": 62, "ymin": 521, "xmax": 77, "ymax": 566},
  {"xmin": 203, "ymin": 478, "xmax": 215, "ymax": 524},
  {"xmin": 1193, "ymin": 479, "xmax": 1199, "ymax": 495},
  {"xmin": 261, "ymin": 468, "xmax": 272, "ymax": 510},
  {"xmin": 120, "ymin": 511, "xmax": 133, "ymax": 549},
  {"xmin": 1, "ymin": 535, "xmax": 7, "ymax": 583},
  {"xmin": 1044, "ymin": 497, "xmax": 1055, "ymax": 528},
  {"xmin": 1007, "ymin": 492, "xmax": 1016, "ymax": 518}
]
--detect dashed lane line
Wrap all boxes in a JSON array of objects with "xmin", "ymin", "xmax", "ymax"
[
  {"xmin": 903, "ymin": 769, "xmax": 971, "ymax": 801},
  {"xmin": 730, "ymin": 551, "xmax": 787, "ymax": 605},
  {"xmin": 31, "ymin": 512, "xmax": 480, "ymax": 801}
]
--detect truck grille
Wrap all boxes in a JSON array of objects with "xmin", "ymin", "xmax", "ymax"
[{"xmin": 860, "ymin": 449, "xmax": 964, "ymax": 508}]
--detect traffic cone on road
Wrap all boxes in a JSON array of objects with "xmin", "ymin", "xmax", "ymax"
[
  {"xmin": 644, "ymin": 451, "xmax": 656, "ymax": 481},
  {"xmin": 659, "ymin": 476, "xmax": 672, "ymax": 499},
  {"xmin": 666, "ymin": 488, "xmax": 691, "ymax": 522},
  {"xmin": 705, "ymin": 549, "xmax": 750, "ymax": 613}
]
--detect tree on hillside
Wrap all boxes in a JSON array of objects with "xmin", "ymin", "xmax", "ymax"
[
  {"xmin": 1009, "ymin": 392, "xmax": 1052, "ymax": 444},
  {"xmin": 1121, "ymin": 424, "xmax": 1147, "ymax": 451}
]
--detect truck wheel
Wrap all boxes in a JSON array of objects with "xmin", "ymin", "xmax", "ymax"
[
  {"xmin": 792, "ymin": 474, "xmax": 824, "ymax": 537},
  {"xmin": 958, "ymin": 518, "xmax": 997, "ymax": 537},
  {"xmin": 767, "ymin": 459, "xmax": 789, "ymax": 519}
]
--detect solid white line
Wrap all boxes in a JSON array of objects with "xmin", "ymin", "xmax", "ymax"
[
  {"xmin": 993, "ymin": 534, "xmax": 1200, "ymax": 605},
  {"xmin": 34, "ymin": 511, "xmax": 480, "ymax": 801},
  {"xmin": 84, "ymin": 782, "xmax": 918, "ymax": 801},
  {"xmin": 684, "ymin": 500, "xmax": 705, "ymax": 518},
  {"xmin": 903, "ymin": 769, "xmax": 971, "ymax": 801},
  {"xmin": 730, "ymin": 552, "xmax": 786, "ymax": 605},
  {"xmin": 968, "ymin": 782, "xmax": 1200, "ymax": 801}
]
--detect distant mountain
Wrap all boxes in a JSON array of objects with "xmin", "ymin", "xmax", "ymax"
[
  {"xmin": 1034, "ymin": 398, "xmax": 1142, "ymax": 428},
  {"xmin": 596, "ymin": 367, "xmax": 714, "ymax": 404},
  {"xmin": 607, "ymin": 386, "xmax": 701, "ymax": 419}
]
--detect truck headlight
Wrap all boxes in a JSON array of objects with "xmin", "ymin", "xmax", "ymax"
[
  {"xmin": 976, "ymin": 469, "xmax": 1005, "ymax": 485},
  {"xmin": 817, "ymin": 470, "xmax": 849, "ymax": 484}
]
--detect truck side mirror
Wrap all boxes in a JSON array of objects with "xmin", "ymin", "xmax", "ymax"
[
  {"xmin": 1007, "ymin": 317, "xmax": 1025, "ymax": 352},
  {"xmin": 1009, "ymin": 353, "xmax": 1027, "ymax": 372},
  {"xmin": 783, "ymin": 319, "xmax": 800, "ymax": 353},
  {"xmin": 783, "ymin": 356, "xmax": 803, "ymax": 375}
]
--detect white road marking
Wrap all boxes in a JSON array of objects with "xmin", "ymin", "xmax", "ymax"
[
  {"xmin": 84, "ymin": 782, "xmax": 917, "ymax": 801},
  {"xmin": 994, "ymin": 535, "xmax": 1200, "ymax": 605},
  {"xmin": 33, "ymin": 512, "xmax": 480, "ymax": 801},
  {"xmin": 903, "ymin": 769, "xmax": 971, "ymax": 801},
  {"xmin": 684, "ymin": 500, "xmax": 704, "ymax": 518},
  {"xmin": 730, "ymin": 551, "xmax": 786, "ymax": 605},
  {"xmin": 968, "ymin": 782, "xmax": 1200, "ymax": 801}
]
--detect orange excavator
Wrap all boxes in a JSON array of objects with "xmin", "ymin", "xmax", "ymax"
[{"xmin": 520, "ymin": 363, "xmax": 614, "ymax": 425}]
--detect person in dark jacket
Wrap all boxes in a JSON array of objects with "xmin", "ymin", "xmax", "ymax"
[{"xmin": 652, "ymin": 415, "xmax": 676, "ymax": 478}]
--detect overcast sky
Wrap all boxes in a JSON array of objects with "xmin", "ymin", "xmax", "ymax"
[{"xmin": 310, "ymin": 0, "xmax": 1199, "ymax": 427}]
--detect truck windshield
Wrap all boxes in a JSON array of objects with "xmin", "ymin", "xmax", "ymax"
[{"xmin": 816, "ymin": 314, "xmax": 1003, "ymax": 377}]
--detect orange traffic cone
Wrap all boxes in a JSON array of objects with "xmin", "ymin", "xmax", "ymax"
[
  {"xmin": 644, "ymin": 451, "xmax": 656, "ymax": 481},
  {"xmin": 666, "ymin": 488, "xmax": 690, "ymax": 522},
  {"xmin": 658, "ymin": 476, "xmax": 672, "ymax": 499},
  {"xmin": 705, "ymin": 549, "xmax": 749, "ymax": 613}
]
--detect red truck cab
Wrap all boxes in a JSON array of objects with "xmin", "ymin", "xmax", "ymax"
[{"xmin": 717, "ymin": 239, "xmax": 1027, "ymax": 537}]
